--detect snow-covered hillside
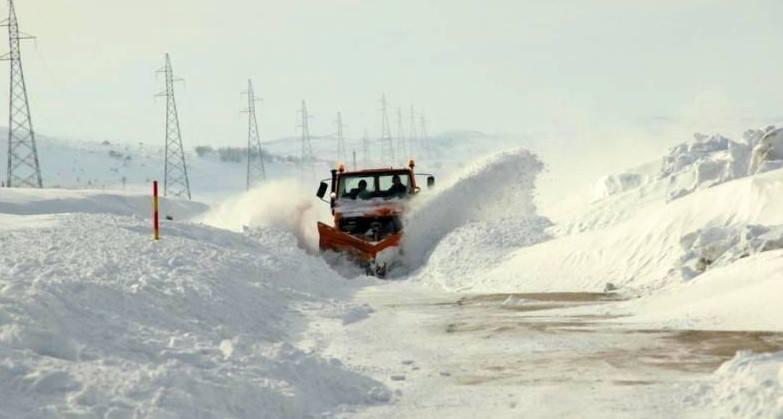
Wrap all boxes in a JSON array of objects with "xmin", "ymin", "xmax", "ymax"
[
  {"xmin": 24, "ymin": 130, "xmax": 487, "ymax": 204},
  {"xmin": 30, "ymin": 136, "xmax": 307, "ymax": 202}
]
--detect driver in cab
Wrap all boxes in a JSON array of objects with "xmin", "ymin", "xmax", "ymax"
[
  {"xmin": 385, "ymin": 175, "xmax": 407, "ymax": 198},
  {"xmin": 347, "ymin": 179, "xmax": 373, "ymax": 200}
]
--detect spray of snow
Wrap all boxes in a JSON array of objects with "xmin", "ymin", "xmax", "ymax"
[
  {"xmin": 200, "ymin": 179, "xmax": 331, "ymax": 253},
  {"xmin": 400, "ymin": 149, "xmax": 549, "ymax": 283}
]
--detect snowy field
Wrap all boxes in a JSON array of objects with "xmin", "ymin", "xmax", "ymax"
[{"xmin": 1, "ymin": 124, "xmax": 783, "ymax": 418}]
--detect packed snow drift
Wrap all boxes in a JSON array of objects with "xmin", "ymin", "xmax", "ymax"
[
  {"xmin": 0, "ymin": 190, "xmax": 387, "ymax": 418},
  {"xmin": 695, "ymin": 350, "xmax": 783, "ymax": 418},
  {"xmin": 0, "ymin": 187, "xmax": 207, "ymax": 220}
]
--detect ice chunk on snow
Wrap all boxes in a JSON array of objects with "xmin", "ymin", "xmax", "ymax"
[
  {"xmin": 750, "ymin": 127, "xmax": 783, "ymax": 174},
  {"xmin": 756, "ymin": 159, "xmax": 783, "ymax": 174},
  {"xmin": 676, "ymin": 224, "xmax": 783, "ymax": 280},
  {"xmin": 593, "ymin": 173, "xmax": 644, "ymax": 199},
  {"xmin": 660, "ymin": 133, "xmax": 752, "ymax": 201}
]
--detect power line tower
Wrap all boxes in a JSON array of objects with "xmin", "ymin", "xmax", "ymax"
[
  {"xmin": 2, "ymin": 0, "xmax": 42, "ymax": 188},
  {"xmin": 298, "ymin": 100, "xmax": 315, "ymax": 182},
  {"xmin": 378, "ymin": 94, "xmax": 394, "ymax": 165},
  {"xmin": 408, "ymin": 105, "xmax": 419, "ymax": 159},
  {"xmin": 420, "ymin": 112, "xmax": 430, "ymax": 158},
  {"xmin": 361, "ymin": 129, "xmax": 370, "ymax": 168},
  {"xmin": 395, "ymin": 107, "xmax": 406, "ymax": 162},
  {"xmin": 336, "ymin": 111, "xmax": 346, "ymax": 163},
  {"xmin": 157, "ymin": 53, "xmax": 191, "ymax": 199},
  {"xmin": 242, "ymin": 79, "xmax": 265, "ymax": 190}
]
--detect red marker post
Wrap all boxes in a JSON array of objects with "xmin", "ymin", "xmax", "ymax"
[{"xmin": 153, "ymin": 181, "xmax": 160, "ymax": 240}]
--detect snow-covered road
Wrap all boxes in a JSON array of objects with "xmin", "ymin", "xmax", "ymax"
[{"xmin": 305, "ymin": 283, "xmax": 783, "ymax": 418}]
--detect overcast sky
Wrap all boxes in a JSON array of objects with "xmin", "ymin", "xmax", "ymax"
[{"xmin": 5, "ymin": 0, "xmax": 783, "ymax": 147}]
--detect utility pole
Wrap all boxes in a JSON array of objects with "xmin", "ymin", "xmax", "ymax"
[
  {"xmin": 243, "ymin": 79, "xmax": 265, "ymax": 190},
  {"xmin": 396, "ymin": 107, "xmax": 406, "ymax": 162},
  {"xmin": 352, "ymin": 150, "xmax": 357, "ymax": 170},
  {"xmin": 2, "ymin": 0, "xmax": 42, "ymax": 188},
  {"xmin": 298, "ymin": 100, "xmax": 315, "ymax": 182},
  {"xmin": 336, "ymin": 111, "xmax": 346, "ymax": 163},
  {"xmin": 379, "ymin": 94, "xmax": 394, "ymax": 165},
  {"xmin": 409, "ymin": 105, "xmax": 418, "ymax": 159},
  {"xmin": 156, "ymin": 53, "xmax": 191, "ymax": 199}
]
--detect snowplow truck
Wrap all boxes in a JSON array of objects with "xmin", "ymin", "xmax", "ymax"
[{"xmin": 316, "ymin": 160, "xmax": 434, "ymax": 277}]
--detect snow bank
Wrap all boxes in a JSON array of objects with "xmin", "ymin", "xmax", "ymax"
[
  {"xmin": 462, "ymin": 167, "xmax": 783, "ymax": 294},
  {"xmin": 750, "ymin": 127, "xmax": 783, "ymax": 175},
  {"xmin": 0, "ymin": 210, "xmax": 387, "ymax": 417},
  {"xmin": 592, "ymin": 127, "xmax": 783, "ymax": 206},
  {"xmin": 0, "ymin": 187, "xmax": 207, "ymax": 220},
  {"xmin": 617, "ymin": 249, "xmax": 783, "ymax": 331},
  {"xmin": 414, "ymin": 217, "xmax": 552, "ymax": 290},
  {"xmin": 0, "ymin": 214, "xmax": 59, "ymax": 232},
  {"xmin": 695, "ymin": 351, "xmax": 783, "ymax": 418},
  {"xmin": 400, "ymin": 149, "xmax": 551, "ymax": 288},
  {"xmin": 661, "ymin": 133, "xmax": 753, "ymax": 201},
  {"xmin": 677, "ymin": 224, "xmax": 783, "ymax": 280},
  {"xmin": 199, "ymin": 179, "xmax": 331, "ymax": 253}
]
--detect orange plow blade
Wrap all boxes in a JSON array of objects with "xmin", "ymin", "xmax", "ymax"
[{"xmin": 317, "ymin": 222, "xmax": 402, "ymax": 261}]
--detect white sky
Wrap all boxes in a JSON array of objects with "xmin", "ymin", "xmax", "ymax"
[{"xmin": 5, "ymin": 0, "xmax": 783, "ymax": 147}]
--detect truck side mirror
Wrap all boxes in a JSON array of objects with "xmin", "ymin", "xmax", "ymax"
[
  {"xmin": 316, "ymin": 182, "xmax": 328, "ymax": 198},
  {"xmin": 427, "ymin": 176, "xmax": 435, "ymax": 188}
]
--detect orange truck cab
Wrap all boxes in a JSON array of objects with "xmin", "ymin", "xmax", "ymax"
[{"xmin": 316, "ymin": 160, "xmax": 434, "ymax": 277}]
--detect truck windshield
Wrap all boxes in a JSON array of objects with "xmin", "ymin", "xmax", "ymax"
[{"xmin": 339, "ymin": 173, "xmax": 411, "ymax": 200}]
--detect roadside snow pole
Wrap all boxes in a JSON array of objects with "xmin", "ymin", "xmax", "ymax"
[{"xmin": 153, "ymin": 181, "xmax": 160, "ymax": 240}]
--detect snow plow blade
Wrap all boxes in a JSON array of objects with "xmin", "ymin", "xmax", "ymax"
[{"xmin": 318, "ymin": 222, "xmax": 402, "ymax": 262}]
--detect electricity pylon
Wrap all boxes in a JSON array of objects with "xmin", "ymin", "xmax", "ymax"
[
  {"xmin": 361, "ymin": 129, "xmax": 370, "ymax": 168},
  {"xmin": 2, "ymin": 0, "xmax": 42, "ymax": 188},
  {"xmin": 336, "ymin": 111, "xmax": 346, "ymax": 163},
  {"xmin": 243, "ymin": 79, "xmax": 265, "ymax": 190},
  {"xmin": 379, "ymin": 94, "xmax": 394, "ymax": 165},
  {"xmin": 298, "ymin": 100, "xmax": 315, "ymax": 182},
  {"xmin": 395, "ymin": 107, "xmax": 406, "ymax": 163},
  {"xmin": 156, "ymin": 53, "xmax": 191, "ymax": 199},
  {"xmin": 409, "ymin": 105, "xmax": 419, "ymax": 159}
]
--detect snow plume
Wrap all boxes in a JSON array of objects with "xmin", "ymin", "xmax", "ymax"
[
  {"xmin": 200, "ymin": 179, "xmax": 331, "ymax": 252},
  {"xmin": 401, "ymin": 149, "xmax": 549, "ymax": 278}
]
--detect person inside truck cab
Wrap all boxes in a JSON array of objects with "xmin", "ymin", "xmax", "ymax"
[
  {"xmin": 348, "ymin": 179, "xmax": 373, "ymax": 200},
  {"xmin": 386, "ymin": 175, "xmax": 407, "ymax": 198}
]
